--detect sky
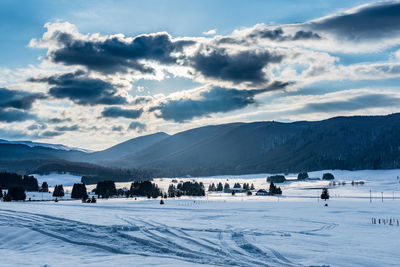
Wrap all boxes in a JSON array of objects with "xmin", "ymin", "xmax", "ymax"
[{"xmin": 1, "ymin": 0, "xmax": 400, "ymax": 150}]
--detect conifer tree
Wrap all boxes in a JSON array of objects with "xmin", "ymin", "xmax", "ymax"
[
  {"xmin": 71, "ymin": 183, "xmax": 88, "ymax": 199},
  {"xmin": 217, "ymin": 182, "xmax": 223, "ymax": 191},
  {"xmin": 321, "ymin": 188, "xmax": 330, "ymax": 200},
  {"xmin": 53, "ymin": 185, "xmax": 65, "ymax": 197},
  {"xmin": 41, "ymin": 182, "xmax": 49, "ymax": 192}
]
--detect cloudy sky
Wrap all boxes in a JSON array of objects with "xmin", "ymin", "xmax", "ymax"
[{"xmin": 1, "ymin": 0, "xmax": 400, "ymax": 150}]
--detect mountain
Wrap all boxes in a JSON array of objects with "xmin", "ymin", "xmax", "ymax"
[
  {"xmin": 0, "ymin": 142, "xmax": 86, "ymax": 162},
  {"xmin": 2, "ymin": 113, "xmax": 400, "ymax": 177},
  {"xmin": 0, "ymin": 132, "xmax": 170, "ymax": 175},
  {"xmin": 81, "ymin": 132, "xmax": 169, "ymax": 164},
  {"xmin": 0, "ymin": 139, "xmax": 90, "ymax": 152},
  {"xmin": 109, "ymin": 113, "xmax": 400, "ymax": 176}
]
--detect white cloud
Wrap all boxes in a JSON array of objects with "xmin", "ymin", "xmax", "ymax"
[{"xmin": 202, "ymin": 29, "xmax": 217, "ymax": 36}]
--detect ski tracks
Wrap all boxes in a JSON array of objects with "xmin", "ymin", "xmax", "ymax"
[{"xmin": 0, "ymin": 208, "xmax": 311, "ymax": 266}]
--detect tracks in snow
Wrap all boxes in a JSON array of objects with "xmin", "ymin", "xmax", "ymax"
[{"xmin": 0, "ymin": 208, "xmax": 335, "ymax": 266}]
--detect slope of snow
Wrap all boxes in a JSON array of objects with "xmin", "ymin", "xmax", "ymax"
[
  {"xmin": 33, "ymin": 173, "xmax": 83, "ymax": 187},
  {"xmin": 1, "ymin": 169, "xmax": 400, "ymax": 266}
]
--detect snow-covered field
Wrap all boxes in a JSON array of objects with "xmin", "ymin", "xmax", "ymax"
[{"xmin": 1, "ymin": 169, "xmax": 400, "ymax": 266}]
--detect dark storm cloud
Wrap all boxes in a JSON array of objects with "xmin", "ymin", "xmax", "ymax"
[
  {"xmin": 47, "ymin": 31, "xmax": 195, "ymax": 74},
  {"xmin": 54, "ymin": 124, "xmax": 79, "ymax": 131},
  {"xmin": 190, "ymin": 48, "xmax": 284, "ymax": 85},
  {"xmin": 27, "ymin": 124, "xmax": 47, "ymax": 131},
  {"xmin": 247, "ymin": 28, "xmax": 321, "ymax": 42},
  {"xmin": 48, "ymin": 117, "xmax": 72, "ymax": 124},
  {"xmin": 308, "ymin": 1, "xmax": 400, "ymax": 41},
  {"xmin": 150, "ymin": 81, "xmax": 290, "ymax": 122},
  {"xmin": 0, "ymin": 88, "xmax": 46, "ymax": 110},
  {"xmin": 128, "ymin": 121, "xmax": 146, "ymax": 132},
  {"xmin": 101, "ymin": 106, "xmax": 143, "ymax": 119},
  {"xmin": 291, "ymin": 30, "xmax": 322, "ymax": 41},
  {"xmin": 111, "ymin": 125, "xmax": 124, "ymax": 132},
  {"xmin": 216, "ymin": 28, "xmax": 321, "ymax": 45},
  {"xmin": 132, "ymin": 96, "xmax": 153, "ymax": 105},
  {"xmin": 39, "ymin": 130, "xmax": 64, "ymax": 137},
  {"xmin": 302, "ymin": 94, "xmax": 400, "ymax": 113},
  {"xmin": 29, "ymin": 70, "xmax": 127, "ymax": 106},
  {"xmin": 0, "ymin": 109, "xmax": 36, "ymax": 122}
]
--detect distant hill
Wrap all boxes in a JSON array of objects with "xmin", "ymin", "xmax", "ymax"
[
  {"xmin": 1, "ymin": 113, "xmax": 400, "ymax": 177},
  {"xmin": 80, "ymin": 132, "xmax": 169, "ymax": 164},
  {"xmin": 109, "ymin": 113, "xmax": 400, "ymax": 176},
  {"xmin": 0, "ymin": 143, "xmax": 86, "ymax": 162},
  {"xmin": 0, "ymin": 139, "xmax": 91, "ymax": 152},
  {"xmin": 0, "ymin": 133, "xmax": 169, "ymax": 182}
]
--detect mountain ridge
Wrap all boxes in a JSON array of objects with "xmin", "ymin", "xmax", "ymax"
[{"xmin": 1, "ymin": 113, "xmax": 400, "ymax": 177}]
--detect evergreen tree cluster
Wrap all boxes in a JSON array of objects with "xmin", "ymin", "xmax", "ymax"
[
  {"xmin": 71, "ymin": 183, "xmax": 88, "ymax": 199},
  {"xmin": 267, "ymin": 175, "xmax": 286, "ymax": 183},
  {"xmin": 129, "ymin": 181, "xmax": 161, "ymax": 198},
  {"xmin": 40, "ymin": 182, "xmax": 49, "ymax": 192},
  {"xmin": 269, "ymin": 182, "xmax": 282, "ymax": 195},
  {"xmin": 95, "ymin": 181, "xmax": 116, "ymax": 198},
  {"xmin": 169, "ymin": 181, "xmax": 205, "ymax": 197},
  {"xmin": 242, "ymin": 183, "xmax": 254, "ymax": 190},
  {"xmin": 233, "ymin": 183, "xmax": 241, "ymax": 188},
  {"xmin": 297, "ymin": 172, "xmax": 309, "ymax": 180},
  {"xmin": 0, "ymin": 172, "xmax": 39, "ymax": 191},
  {"xmin": 168, "ymin": 184, "xmax": 181, "ymax": 197},
  {"xmin": 208, "ymin": 182, "xmax": 224, "ymax": 192},
  {"xmin": 177, "ymin": 181, "xmax": 205, "ymax": 196},
  {"xmin": 53, "ymin": 185, "xmax": 65, "ymax": 197},
  {"xmin": 322, "ymin": 173, "xmax": 335, "ymax": 180},
  {"xmin": 3, "ymin": 186, "xmax": 26, "ymax": 201}
]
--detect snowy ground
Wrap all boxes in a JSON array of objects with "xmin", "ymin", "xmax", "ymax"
[{"xmin": 1, "ymin": 169, "xmax": 400, "ymax": 266}]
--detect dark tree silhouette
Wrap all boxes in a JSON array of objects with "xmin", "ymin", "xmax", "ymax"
[
  {"xmin": 95, "ymin": 181, "xmax": 116, "ymax": 198},
  {"xmin": 297, "ymin": 172, "xmax": 309, "ymax": 180},
  {"xmin": 53, "ymin": 185, "xmax": 65, "ymax": 197},
  {"xmin": 267, "ymin": 175, "xmax": 286, "ymax": 183},
  {"xmin": 217, "ymin": 182, "xmax": 223, "ymax": 191},
  {"xmin": 322, "ymin": 173, "xmax": 335, "ymax": 180},
  {"xmin": 130, "ymin": 181, "xmax": 161, "ymax": 198},
  {"xmin": 168, "ymin": 184, "xmax": 176, "ymax": 197},
  {"xmin": 40, "ymin": 182, "xmax": 49, "ymax": 192},
  {"xmin": 176, "ymin": 181, "xmax": 205, "ymax": 196},
  {"xmin": 71, "ymin": 183, "xmax": 88, "ymax": 199},
  {"xmin": 0, "ymin": 172, "xmax": 39, "ymax": 191},
  {"xmin": 224, "ymin": 183, "xmax": 230, "ymax": 192},
  {"xmin": 208, "ymin": 183, "xmax": 216, "ymax": 191},
  {"xmin": 7, "ymin": 186, "xmax": 26, "ymax": 201},
  {"xmin": 321, "ymin": 188, "xmax": 330, "ymax": 200},
  {"xmin": 22, "ymin": 175, "xmax": 39, "ymax": 191},
  {"xmin": 233, "ymin": 183, "xmax": 241, "ymax": 188},
  {"xmin": 269, "ymin": 182, "xmax": 282, "ymax": 195}
]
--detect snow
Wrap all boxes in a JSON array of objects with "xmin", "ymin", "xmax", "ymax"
[
  {"xmin": 1, "ymin": 169, "xmax": 400, "ymax": 266},
  {"xmin": 33, "ymin": 173, "xmax": 83, "ymax": 187}
]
